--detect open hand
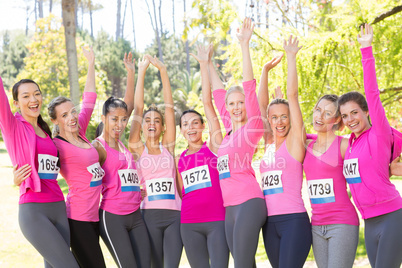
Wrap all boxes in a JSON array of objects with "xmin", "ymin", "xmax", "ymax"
[
  {"xmin": 283, "ymin": 35, "xmax": 302, "ymax": 56},
  {"xmin": 146, "ymin": 55, "xmax": 166, "ymax": 71},
  {"xmin": 124, "ymin": 52, "xmax": 136, "ymax": 73},
  {"xmin": 236, "ymin": 17, "xmax": 254, "ymax": 44},
  {"xmin": 82, "ymin": 46, "xmax": 95, "ymax": 65},
  {"xmin": 264, "ymin": 54, "xmax": 284, "ymax": 71},
  {"xmin": 13, "ymin": 164, "xmax": 31, "ymax": 186},
  {"xmin": 190, "ymin": 44, "xmax": 211, "ymax": 64},
  {"xmin": 272, "ymin": 86, "xmax": 284, "ymax": 99},
  {"xmin": 357, "ymin": 23, "xmax": 373, "ymax": 48},
  {"xmin": 138, "ymin": 55, "xmax": 150, "ymax": 72}
]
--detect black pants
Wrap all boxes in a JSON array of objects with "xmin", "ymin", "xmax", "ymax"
[{"xmin": 68, "ymin": 218, "xmax": 106, "ymax": 268}]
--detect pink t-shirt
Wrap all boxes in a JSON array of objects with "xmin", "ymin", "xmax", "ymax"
[
  {"xmin": 213, "ymin": 79, "xmax": 264, "ymax": 207},
  {"xmin": 54, "ymin": 136, "xmax": 104, "ymax": 222},
  {"xmin": 177, "ymin": 142, "xmax": 225, "ymax": 223},
  {"xmin": 344, "ymin": 46, "xmax": 402, "ymax": 219},
  {"xmin": 137, "ymin": 144, "xmax": 181, "ymax": 211},
  {"xmin": 304, "ymin": 136, "xmax": 359, "ymax": 226},
  {"xmin": 260, "ymin": 141, "xmax": 306, "ymax": 216},
  {"xmin": 19, "ymin": 134, "xmax": 64, "ymax": 204},
  {"xmin": 97, "ymin": 136, "xmax": 141, "ymax": 215}
]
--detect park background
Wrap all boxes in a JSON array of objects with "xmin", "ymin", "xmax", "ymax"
[{"xmin": 0, "ymin": 0, "xmax": 401, "ymax": 267}]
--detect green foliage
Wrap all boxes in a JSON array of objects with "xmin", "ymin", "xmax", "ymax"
[{"xmin": 0, "ymin": 31, "xmax": 29, "ymax": 90}]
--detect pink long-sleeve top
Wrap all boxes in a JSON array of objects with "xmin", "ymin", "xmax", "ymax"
[
  {"xmin": 0, "ymin": 77, "xmax": 54, "ymax": 195},
  {"xmin": 53, "ymin": 92, "xmax": 103, "ymax": 222},
  {"xmin": 213, "ymin": 79, "xmax": 264, "ymax": 207},
  {"xmin": 344, "ymin": 46, "xmax": 402, "ymax": 219}
]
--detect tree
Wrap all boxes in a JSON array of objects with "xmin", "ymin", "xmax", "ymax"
[
  {"xmin": 145, "ymin": 0, "xmax": 164, "ymax": 62},
  {"xmin": 62, "ymin": 0, "xmax": 80, "ymax": 104},
  {"xmin": 116, "ymin": 0, "xmax": 122, "ymax": 40}
]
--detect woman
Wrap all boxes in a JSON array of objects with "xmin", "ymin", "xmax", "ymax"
[
  {"xmin": 303, "ymin": 94, "xmax": 359, "ymax": 268},
  {"xmin": 175, "ymin": 44, "xmax": 228, "ymax": 268},
  {"xmin": 211, "ymin": 18, "xmax": 266, "ymax": 267},
  {"xmin": 338, "ymin": 24, "xmax": 402, "ymax": 267},
  {"xmin": 0, "ymin": 81, "xmax": 79, "ymax": 266},
  {"xmin": 93, "ymin": 54, "xmax": 151, "ymax": 268},
  {"xmin": 128, "ymin": 55, "xmax": 182, "ymax": 268},
  {"xmin": 258, "ymin": 36, "xmax": 312, "ymax": 268}
]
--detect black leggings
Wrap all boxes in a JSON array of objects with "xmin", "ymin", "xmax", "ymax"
[
  {"xmin": 100, "ymin": 209, "xmax": 151, "ymax": 268},
  {"xmin": 262, "ymin": 212, "xmax": 312, "ymax": 268},
  {"xmin": 68, "ymin": 219, "xmax": 106, "ymax": 268},
  {"xmin": 365, "ymin": 209, "xmax": 402, "ymax": 268}
]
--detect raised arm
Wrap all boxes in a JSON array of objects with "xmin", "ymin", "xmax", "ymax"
[
  {"xmin": 258, "ymin": 55, "xmax": 283, "ymax": 144},
  {"xmin": 284, "ymin": 36, "xmax": 306, "ymax": 159},
  {"xmin": 358, "ymin": 24, "xmax": 391, "ymax": 137},
  {"xmin": 191, "ymin": 44, "xmax": 223, "ymax": 153},
  {"xmin": 147, "ymin": 55, "xmax": 176, "ymax": 155},
  {"xmin": 128, "ymin": 56, "xmax": 150, "ymax": 157},
  {"xmin": 123, "ymin": 52, "xmax": 136, "ymax": 117},
  {"xmin": 237, "ymin": 17, "xmax": 254, "ymax": 82},
  {"xmin": 0, "ymin": 77, "xmax": 17, "ymax": 133},
  {"xmin": 80, "ymin": 47, "xmax": 97, "ymax": 135}
]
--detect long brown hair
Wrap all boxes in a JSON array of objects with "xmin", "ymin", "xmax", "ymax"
[{"xmin": 12, "ymin": 79, "xmax": 52, "ymax": 137}]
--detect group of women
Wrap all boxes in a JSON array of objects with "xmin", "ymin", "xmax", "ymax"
[{"xmin": 1, "ymin": 17, "xmax": 402, "ymax": 268}]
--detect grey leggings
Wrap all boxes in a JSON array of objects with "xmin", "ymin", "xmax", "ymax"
[
  {"xmin": 99, "ymin": 209, "xmax": 151, "ymax": 268},
  {"xmin": 142, "ymin": 209, "xmax": 183, "ymax": 268},
  {"xmin": 225, "ymin": 198, "xmax": 267, "ymax": 268},
  {"xmin": 312, "ymin": 224, "xmax": 359, "ymax": 268},
  {"xmin": 181, "ymin": 221, "xmax": 229, "ymax": 268},
  {"xmin": 365, "ymin": 208, "xmax": 402, "ymax": 268},
  {"xmin": 18, "ymin": 202, "xmax": 79, "ymax": 268}
]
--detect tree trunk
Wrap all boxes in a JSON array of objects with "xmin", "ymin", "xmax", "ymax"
[
  {"xmin": 111, "ymin": 76, "xmax": 122, "ymax": 97},
  {"xmin": 122, "ymin": 0, "xmax": 128, "ymax": 37},
  {"xmin": 116, "ymin": 0, "xmax": 122, "ymax": 41},
  {"xmin": 130, "ymin": 0, "xmax": 136, "ymax": 50},
  {"xmin": 184, "ymin": 0, "xmax": 189, "ymax": 73},
  {"xmin": 34, "ymin": 0, "xmax": 37, "ymax": 23},
  {"xmin": 38, "ymin": 0, "xmax": 43, "ymax": 18},
  {"xmin": 49, "ymin": 0, "xmax": 53, "ymax": 13},
  {"xmin": 158, "ymin": 0, "xmax": 163, "ymax": 35},
  {"xmin": 74, "ymin": 0, "xmax": 78, "ymax": 29},
  {"xmin": 151, "ymin": 0, "xmax": 163, "ymax": 62},
  {"xmin": 172, "ymin": 0, "xmax": 175, "ymax": 35},
  {"xmin": 89, "ymin": 0, "xmax": 94, "ymax": 37},
  {"xmin": 62, "ymin": 0, "xmax": 80, "ymax": 105}
]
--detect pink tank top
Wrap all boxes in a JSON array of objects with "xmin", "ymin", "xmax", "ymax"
[
  {"xmin": 137, "ymin": 144, "xmax": 181, "ymax": 211},
  {"xmin": 19, "ymin": 133, "xmax": 64, "ymax": 204},
  {"xmin": 97, "ymin": 137, "xmax": 141, "ymax": 215},
  {"xmin": 177, "ymin": 142, "xmax": 225, "ymax": 223},
  {"xmin": 54, "ymin": 135, "xmax": 104, "ymax": 222},
  {"xmin": 304, "ymin": 136, "xmax": 359, "ymax": 226},
  {"xmin": 260, "ymin": 140, "xmax": 306, "ymax": 216}
]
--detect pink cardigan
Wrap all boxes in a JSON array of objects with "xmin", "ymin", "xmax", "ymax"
[{"xmin": 0, "ymin": 77, "xmax": 43, "ymax": 194}]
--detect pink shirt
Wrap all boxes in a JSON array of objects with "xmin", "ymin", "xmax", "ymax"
[
  {"xmin": 344, "ymin": 46, "xmax": 402, "ymax": 219},
  {"xmin": 177, "ymin": 142, "xmax": 225, "ymax": 223},
  {"xmin": 53, "ymin": 91, "xmax": 102, "ymax": 222},
  {"xmin": 213, "ymin": 79, "xmax": 264, "ymax": 207},
  {"xmin": 97, "ymin": 136, "xmax": 141, "ymax": 215},
  {"xmin": 260, "ymin": 141, "xmax": 306, "ymax": 216},
  {"xmin": 304, "ymin": 136, "xmax": 359, "ymax": 226},
  {"xmin": 137, "ymin": 144, "xmax": 181, "ymax": 211},
  {"xmin": 19, "ymin": 133, "xmax": 64, "ymax": 204}
]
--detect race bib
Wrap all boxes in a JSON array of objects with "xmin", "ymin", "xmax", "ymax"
[
  {"xmin": 307, "ymin": 178, "xmax": 335, "ymax": 204},
  {"xmin": 261, "ymin": 170, "xmax": 283, "ymax": 195},
  {"xmin": 118, "ymin": 169, "xmax": 140, "ymax": 192},
  {"xmin": 38, "ymin": 154, "xmax": 60, "ymax": 179},
  {"xmin": 87, "ymin": 162, "xmax": 105, "ymax": 187},
  {"xmin": 181, "ymin": 165, "xmax": 211, "ymax": 194},
  {"xmin": 217, "ymin": 155, "xmax": 230, "ymax": 180},
  {"xmin": 343, "ymin": 158, "xmax": 361, "ymax": 184},
  {"xmin": 146, "ymin": 178, "xmax": 175, "ymax": 201}
]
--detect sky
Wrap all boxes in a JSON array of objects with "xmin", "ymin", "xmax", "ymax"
[{"xmin": 0, "ymin": 0, "xmax": 249, "ymax": 52}]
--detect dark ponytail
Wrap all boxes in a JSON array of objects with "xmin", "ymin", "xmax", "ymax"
[
  {"xmin": 95, "ymin": 97, "xmax": 128, "ymax": 138},
  {"xmin": 12, "ymin": 79, "xmax": 52, "ymax": 138}
]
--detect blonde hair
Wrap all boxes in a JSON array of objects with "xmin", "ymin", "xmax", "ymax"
[{"xmin": 225, "ymin": 86, "xmax": 244, "ymax": 104}]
